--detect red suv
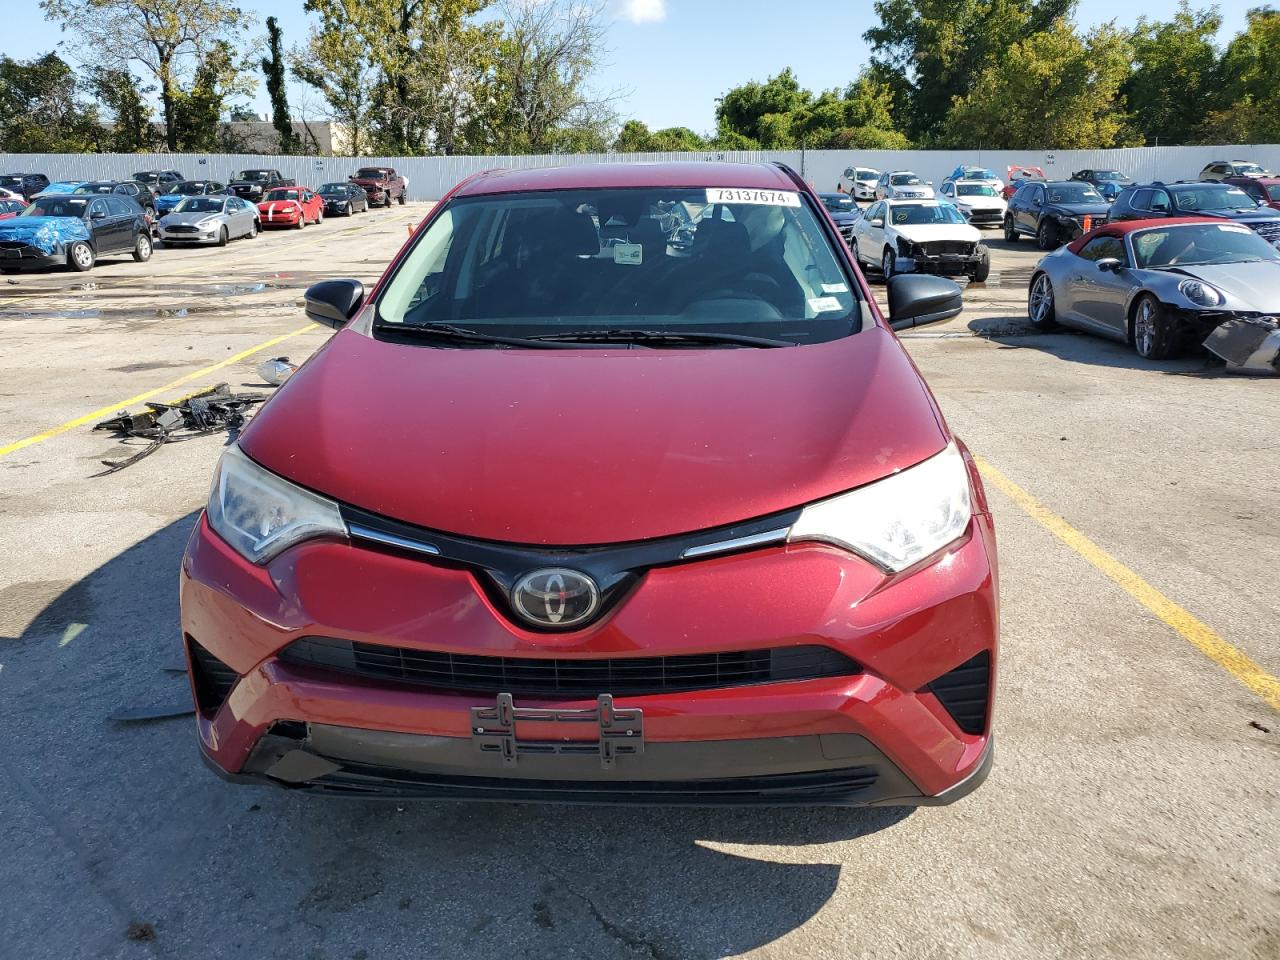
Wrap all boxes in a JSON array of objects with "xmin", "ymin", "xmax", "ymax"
[{"xmin": 181, "ymin": 162, "xmax": 998, "ymax": 805}]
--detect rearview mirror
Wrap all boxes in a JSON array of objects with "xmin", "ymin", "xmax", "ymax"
[
  {"xmin": 1096, "ymin": 258, "xmax": 1123, "ymax": 273},
  {"xmin": 304, "ymin": 279, "xmax": 365, "ymax": 330},
  {"xmin": 887, "ymin": 274, "xmax": 964, "ymax": 331}
]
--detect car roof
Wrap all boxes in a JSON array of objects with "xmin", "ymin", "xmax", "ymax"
[
  {"xmin": 1226, "ymin": 175, "xmax": 1280, "ymax": 184},
  {"xmin": 454, "ymin": 162, "xmax": 800, "ymax": 197}
]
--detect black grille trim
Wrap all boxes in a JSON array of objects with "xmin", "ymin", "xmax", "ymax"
[
  {"xmin": 188, "ymin": 636, "xmax": 239, "ymax": 714},
  {"xmin": 927, "ymin": 650, "xmax": 991, "ymax": 735},
  {"xmin": 280, "ymin": 636, "xmax": 860, "ymax": 697}
]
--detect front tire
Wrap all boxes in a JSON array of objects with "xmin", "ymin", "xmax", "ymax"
[
  {"xmin": 850, "ymin": 239, "xmax": 861, "ymax": 267},
  {"xmin": 1028, "ymin": 273, "xmax": 1058, "ymax": 330},
  {"xmin": 1131, "ymin": 294, "xmax": 1180, "ymax": 360},
  {"xmin": 132, "ymin": 232, "xmax": 153, "ymax": 262},
  {"xmin": 296, "ymin": 214, "xmax": 305, "ymax": 229},
  {"xmin": 1003, "ymin": 216, "xmax": 1019, "ymax": 243},
  {"xmin": 1037, "ymin": 219, "xmax": 1059, "ymax": 250},
  {"xmin": 397, "ymin": 192, "xmax": 406, "ymax": 205},
  {"xmin": 881, "ymin": 248, "xmax": 895, "ymax": 282},
  {"xmin": 68, "ymin": 241, "xmax": 95, "ymax": 272},
  {"xmin": 248, "ymin": 218, "xmax": 259, "ymax": 238},
  {"xmin": 217, "ymin": 226, "xmax": 228, "ymax": 247},
  {"xmin": 969, "ymin": 246, "xmax": 991, "ymax": 282}
]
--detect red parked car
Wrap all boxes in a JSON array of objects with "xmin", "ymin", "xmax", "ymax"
[
  {"xmin": 0, "ymin": 198, "xmax": 27, "ymax": 220},
  {"xmin": 182, "ymin": 162, "xmax": 998, "ymax": 806},
  {"xmin": 256, "ymin": 186, "xmax": 323, "ymax": 228}
]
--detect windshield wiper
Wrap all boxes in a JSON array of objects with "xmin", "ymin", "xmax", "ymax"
[
  {"xmin": 530, "ymin": 329, "xmax": 796, "ymax": 348},
  {"xmin": 372, "ymin": 321, "xmax": 584, "ymax": 349}
]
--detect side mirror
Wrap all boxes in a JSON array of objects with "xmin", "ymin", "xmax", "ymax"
[
  {"xmin": 304, "ymin": 278, "xmax": 365, "ymax": 330},
  {"xmin": 90, "ymin": 209, "xmax": 105, "ymax": 220},
  {"xmin": 887, "ymin": 274, "xmax": 963, "ymax": 331},
  {"xmin": 870, "ymin": 218, "xmax": 884, "ymax": 228},
  {"xmin": 1096, "ymin": 258, "xmax": 1123, "ymax": 273}
]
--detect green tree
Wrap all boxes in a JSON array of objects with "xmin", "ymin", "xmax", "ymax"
[
  {"xmin": 40, "ymin": 0, "xmax": 257, "ymax": 151},
  {"xmin": 88, "ymin": 66, "xmax": 154, "ymax": 152},
  {"xmin": 613, "ymin": 120, "xmax": 707, "ymax": 152},
  {"xmin": 1201, "ymin": 6, "xmax": 1280, "ymax": 143},
  {"xmin": 864, "ymin": 0, "xmax": 1075, "ymax": 142},
  {"xmin": 292, "ymin": 11, "xmax": 379, "ymax": 156},
  {"xmin": 715, "ymin": 68, "xmax": 809, "ymax": 144},
  {"xmin": 262, "ymin": 15, "xmax": 298, "ymax": 153},
  {"xmin": 0, "ymin": 52, "xmax": 102, "ymax": 151},
  {"xmin": 943, "ymin": 20, "xmax": 1136, "ymax": 148},
  {"xmin": 1123, "ymin": 3, "xmax": 1222, "ymax": 145},
  {"xmin": 169, "ymin": 40, "xmax": 244, "ymax": 151}
]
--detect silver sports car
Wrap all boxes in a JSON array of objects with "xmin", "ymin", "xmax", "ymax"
[
  {"xmin": 157, "ymin": 195, "xmax": 259, "ymax": 246},
  {"xmin": 1027, "ymin": 219, "xmax": 1280, "ymax": 360}
]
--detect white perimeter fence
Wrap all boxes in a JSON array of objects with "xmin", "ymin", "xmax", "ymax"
[{"xmin": 4, "ymin": 145, "xmax": 1280, "ymax": 202}]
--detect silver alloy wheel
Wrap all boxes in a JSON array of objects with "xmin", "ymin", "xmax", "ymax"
[
  {"xmin": 72, "ymin": 243, "xmax": 93, "ymax": 269},
  {"xmin": 850, "ymin": 239, "xmax": 860, "ymax": 265},
  {"xmin": 1134, "ymin": 298, "xmax": 1157, "ymax": 356},
  {"xmin": 1029, "ymin": 274, "xmax": 1053, "ymax": 324},
  {"xmin": 137, "ymin": 234, "xmax": 151, "ymax": 259},
  {"xmin": 882, "ymin": 249, "xmax": 894, "ymax": 279}
]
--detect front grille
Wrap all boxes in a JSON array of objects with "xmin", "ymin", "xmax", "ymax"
[
  {"xmin": 1248, "ymin": 219, "xmax": 1280, "ymax": 245},
  {"xmin": 0, "ymin": 240, "xmax": 26, "ymax": 249},
  {"xmin": 188, "ymin": 636, "xmax": 239, "ymax": 714},
  {"xmin": 166, "ymin": 225, "xmax": 199, "ymax": 233},
  {"xmin": 927, "ymin": 650, "xmax": 991, "ymax": 735},
  {"xmin": 281, "ymin": 636, "xmax": 860, "ymax": 697},
  {"xmin": 919, "ymin": 240, "xmax": 976, "ymax": 256},
  {"xmin": 967, "ymin": 210, "xmax": 1003, "ymax": 223}
]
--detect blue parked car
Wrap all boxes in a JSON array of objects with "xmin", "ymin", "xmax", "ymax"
[{"xmin": 154, "ymin": 179, "xmax": 226, "ymax": 215}]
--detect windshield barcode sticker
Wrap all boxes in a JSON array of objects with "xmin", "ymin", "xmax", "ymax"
[
  {"xmin": 809, "ymin": 296, "xmax": 843, "ymax": 313},
  {"xmin": 706, "ymin": 188, "xmax": 801, "ymax": 207}
]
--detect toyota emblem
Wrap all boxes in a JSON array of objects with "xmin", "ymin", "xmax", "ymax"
[{"xmin": 511, "ymin": 568, "xmax": 601, "ymax": 629}]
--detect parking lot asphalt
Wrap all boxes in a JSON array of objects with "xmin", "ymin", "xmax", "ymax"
[{"xmin": 0, "ymin": 209, "xmax": 1276, "ymax": 960}]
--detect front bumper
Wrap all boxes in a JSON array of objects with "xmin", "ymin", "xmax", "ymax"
[
  {"xmin": 159, "ymin": 227, "xmax": 220, "ymax": 244},
  {"xmin": 891, "ymin": 252, "xmax": 985, "ymax": 276},
  {"xmin": 260, "ymin": 211, "xmax": 301, "ymax": 227},
  {"xmin": 181, "ymin": 494, "xmax": 998, "ymax": 806},
  {"xmin": 0, "ymin": 242, "xmax": 65, "ymax": 270},
  {"xmin": 962, "ymin": 208, "xmax": 1006, "ymax": 227}
]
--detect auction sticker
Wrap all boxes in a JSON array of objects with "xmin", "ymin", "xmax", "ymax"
[{"xmin": 706, "ymin": 188, "xmax": 801, "ymax": 207}]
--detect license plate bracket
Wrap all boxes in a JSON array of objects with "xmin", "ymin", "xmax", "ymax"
[{"xmin": 470, "ymin": 693, "xmax": 643, "ymax": 769}]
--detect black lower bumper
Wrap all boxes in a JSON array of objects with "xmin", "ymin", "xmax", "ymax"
[
  {"xmin": 901, "ymin": 255, "xmax": 983, "ymax": 276},
  {"xmin": 0, "ymin": 245, "xmax": 64, "ymax": 270},
  {"xmin": 205, "ymin": 723, "xmax": 993, "ymax": 807}
]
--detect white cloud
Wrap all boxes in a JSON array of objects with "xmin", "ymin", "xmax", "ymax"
[{"xmin": 620, "ymin": 0, "xmax": 667, "ymax": 24}]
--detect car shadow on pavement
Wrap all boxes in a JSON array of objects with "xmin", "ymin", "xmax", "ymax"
[
  {"xmin": 966, "ymin": 315, "xmax": 1226, "ymax": 375},
  {"xmin": 1, "ymin": 512, "xmax": 913, "ymax": 960}
]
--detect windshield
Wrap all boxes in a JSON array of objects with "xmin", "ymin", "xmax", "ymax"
[
  {"xmin": 960, "ymin": 168, "xmax": 997, "ymax": 180},
  {"xmin": 166, "ymin": 182, "xmax": 206, "ymax": 195},
  {"xmin": 890, "ymin": 173, "xmax": 922, "ymax": 186},
  {"xmin": 1235, "ymin": 163, "xmax": 1265, "ymax": 175},
  {"xmin": 820, "ymin": 194, "xmax": 854, "ymax": 212},
  {"xmin": 1046, "ymin": 184, "xmax": 1103, "ymax": 203},
  {"xmin": 375, "ymin": 187, "xmax": 859, "ymax": 346},
  {"xmin": 0, "ymin": 199, "xmax": 25, "ymax": 213},
  {"xmin": 1133, "ymin": 223, "xmax": 1280, "ymax": 268},
  {"xmin": 1172, "ymin": 186, "xmax": 1257, "ymax": 211},
  {"xmin": 72, "ymin": 184, "xmax": 114, "ymax": 195},
  {"xmin": 0, "ymin": 176, "xmax": 21, "ymax": 189},
  {"xmin": 356, "ymin": 168, "xmax": 388, "ymax": 179},
  {"xmin": 1094, "ymin": 171, "xmax": 1127, "ymax": 181},
  {"xmin": 319, "ymin": 183, "xmax": 347, "ymax": 194},
  {"xmin": 856, "ymin": 170, "xmax": 878, "ymax": 182},
  {"xmin": 891, "ymin": 204, "xmax": 968, "ymax": 225},
  {"xmin": 175, "ymin": 197, "xmax": 226, "ymax": 214},
  {"xmin": 957, "ymin": 184, "xmax": 998, "ymax": 197},
  {"xmin": 235, "ymin": 171, "xmax": 271, "ymax": 181},
  {"xmin": 264, "ymin": 189, "xmax": 301, "ymax": 202},
  {"xmin": 22, "ymin": 197, "xmax": 87, "ymax": 218},
  {"xmin": 1268, "ymin": 185, "xmax": 1280, "ymax": 202}
]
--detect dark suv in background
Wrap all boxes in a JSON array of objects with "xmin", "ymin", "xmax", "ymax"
[
  {"xmin": 1109, "ymin": 181, "xmax": 1280, "ymax": 246},
  {"xmin": 1, "ymin": 172, "xmax": 51, "ymax": 201},
  {"xmin": 1003, "ymin": 179, "xmax": 1111, "ymax": 249}
]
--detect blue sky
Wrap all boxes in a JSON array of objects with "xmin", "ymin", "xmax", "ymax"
[{"xmin": 9, "ymin": 0, "xmax": 1257, "ymax": 134}]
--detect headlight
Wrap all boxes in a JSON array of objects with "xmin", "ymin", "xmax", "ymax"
[
  {"xmin": 206, "ymin": 445, "xmax": 347, "ymax": 564},
  {"xmin": 787, "ymin": 443, "xmax": 972, "ymax": 572},
  {"xmin": 1178, "ymin": 279, "xmax": 1224, "ymax": 307}
]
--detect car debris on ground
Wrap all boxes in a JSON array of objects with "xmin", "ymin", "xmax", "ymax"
[
  {"xmin": 256, "ymin": 356, "xmax": 298, "ymax": 385},
  {"xmin": 1202, "ymin": 316, "xmax": 1280, "ymax": 374},
  {"xmin": 93, "ymin": 382, "xmax": 267, "ymax": 473}
]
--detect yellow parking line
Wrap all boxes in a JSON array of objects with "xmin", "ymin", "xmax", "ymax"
[
  {"xmin": 0, "ymin": 324, "xmax": 318, "ymax": 459},
  {"xmin": 976, "ymin": 456, "xmax": 1280, "ymax": 712}
]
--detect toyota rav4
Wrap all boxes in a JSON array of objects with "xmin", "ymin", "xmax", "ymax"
[{"xmin": 181, "ymin": 162, "xmax": 998, "ymax": 806}]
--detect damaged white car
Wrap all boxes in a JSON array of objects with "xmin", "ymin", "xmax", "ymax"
[
  {"xmin": 1027, "ymin": 219, "xmax": 1280, "ymax": 371},
  {"xmin": 850, "ymin": 198, "xmax": 990, "ymax": 282}
]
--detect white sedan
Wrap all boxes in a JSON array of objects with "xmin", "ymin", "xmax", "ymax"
[
  {"xmin": 875, "ymin": 170, "xmax": 935, "ymax": 200},
  {"xmin": 849, "ymin": 198, "xmax": 990, "ymax": 282},
  {"xmin": 938, "ymin": 181, "xmax": 1008, "ymax": 228}
]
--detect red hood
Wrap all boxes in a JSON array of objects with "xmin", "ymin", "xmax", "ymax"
[{"xmin": 240, "ymin": 325, "xmax": 947, "ymax": 544}]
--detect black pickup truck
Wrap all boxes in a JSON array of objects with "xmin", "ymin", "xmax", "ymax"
[{"xmin": 228, "ymin": 169, "xmax": 295, "ymax": 202}]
